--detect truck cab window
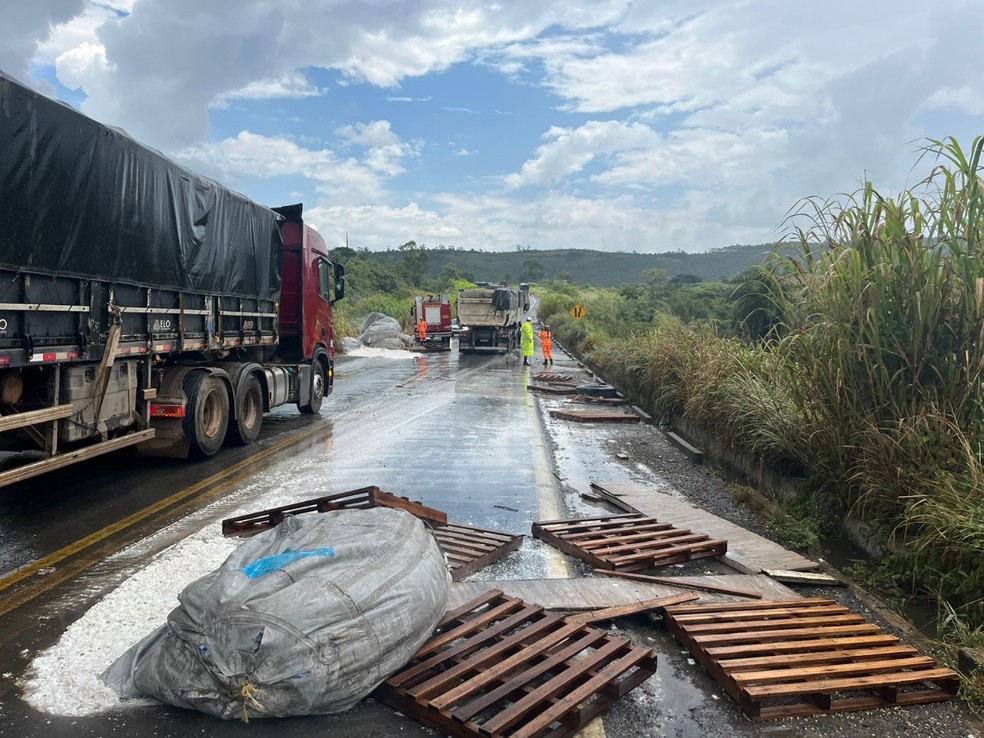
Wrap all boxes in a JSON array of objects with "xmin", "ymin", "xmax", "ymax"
[{"xmin": 319, "ymin": 259, "xmax": 331, "ymax": 300}]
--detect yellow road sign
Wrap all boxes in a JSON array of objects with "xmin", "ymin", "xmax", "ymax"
[{"xmin": 569, "ymin": 303, "xmax": 587, "ymax": 320}]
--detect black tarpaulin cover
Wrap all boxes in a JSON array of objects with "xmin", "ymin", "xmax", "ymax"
[{"xmin": 0, "ymin": 71, "xmax": 282, "ymax": 299}]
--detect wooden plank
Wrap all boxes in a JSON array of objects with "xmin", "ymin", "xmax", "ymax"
[
  {"xmin": 591, "ymin": 481, "xmax": 817, "ymax": 573},
  {"xmin": 665, "ymin": 598, "xmax": 835, "ymax": 616},
  {"xmin": 448, "ymin": 575, "xmax": 798, "ymax": 611},
  {"xmin": 569, "ymin": 395, "xmax": 629, "ymax": 405},
  {"xmin": 528, "ymin": 383, "xmax": 577, "ymax": 395},
  {"xmin": 565, "ymin": 592, "xmax": 698, "ymax": 624},
  {"xmin": 664, "ymin": 597, "xmax": 960, "ymax": 720},
  {"xmin": 763, "ymin": 569, "xmax": 846, "ymax": 586},
  {"xmin": 732, "ymin": 656, "xmax": 939, "ymax": 684},
  {"xmin": 550, "ymin": 410, "xmax": 640, "ymax": 423},
  {"xmin": 374, "ymin": 591, "xmax": 657, "ymax": 738},
  {"xmin": 595, "ymin": 569, "xmax": 762, "ymax": 599}
]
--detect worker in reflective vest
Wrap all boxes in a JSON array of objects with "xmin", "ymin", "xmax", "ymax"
[
  {"xmin": 520, "ymin": 318, "xmax": 534, "ymax": 366},
  {"xmin": 417, "ymin": 318, "xmax": 427, "ymax": 343},
  {"xmin": 538, "ymin": 324, "xmax": 553, "ymax": 365}
]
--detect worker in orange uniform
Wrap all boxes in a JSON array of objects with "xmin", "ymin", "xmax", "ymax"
[
  {"xmin": 417, "ymin": 317, "xmax": 428, "ymax": 343},
  {"xmin": 538, "ymin": 324, "xmax": 554, "ymax": 365}
]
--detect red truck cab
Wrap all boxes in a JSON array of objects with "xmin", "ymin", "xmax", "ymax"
[{"xmin": 275, "ymin": 204, "xmax": 344, "ymax": 406}]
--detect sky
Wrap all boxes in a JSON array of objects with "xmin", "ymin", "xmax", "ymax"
[{"xmin": 4, "ymin": 1, "xmax": 984, "ymax": 254}]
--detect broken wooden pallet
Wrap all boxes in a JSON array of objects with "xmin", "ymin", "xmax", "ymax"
[
  {"xmin": 664, "ymin": 598, "xmax": 960, "ymax": 720},
  {"xmin": 433, "ymin": 523, "xmax": 524, "ymax": 581},
  {"xmin": 549, "ymin": 410, "xmax": 640, "ymax": 423},
  {"xmin": 533, "ymin": 373, "xmax": 575, "ymax": 383},
  {"xmin": 527, "ymin": 383, "xmax": 577, "ymax": 395},
  {"xmin": 222, "ymin": 487, "xmax": 523, "ymax": 581},
  {"xmin": 374, "ymin": 589, "xmax": 657, "ymax": 738},
  {"xmin": 532, "ymin": 513, "xmax": 727, "ymax": 571},
  {"xmin": 221, "ymin": 485, "xmax": 448, "ymax": 536},
  {"xmin": 564, "ymin": 592, "xmax": 697, "ymax": 625},
  {"xmin": 569, "ymin": 394, "xmax": 629, "ymax": 405}
]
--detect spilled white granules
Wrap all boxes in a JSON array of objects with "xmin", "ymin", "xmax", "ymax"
[
  {"xmin": 20, "ymin": 531, "xmax": 239, "ymax": 715},
  {"xmin": 343, "ymin": 346, "xmax": 418, "ymax": 360}
]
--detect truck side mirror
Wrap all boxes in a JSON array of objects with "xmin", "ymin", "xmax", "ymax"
[{"xmin": 332, "ymin": 263, "xmax": 346, "ymax": 303}]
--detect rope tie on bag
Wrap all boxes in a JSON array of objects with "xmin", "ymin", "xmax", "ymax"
[{"xmin": 238, "ymin": 680, "xmax": 264, "ymax": 723}]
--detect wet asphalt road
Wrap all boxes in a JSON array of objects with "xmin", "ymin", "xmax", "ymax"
[{"xmin": 0, "ymin": 342, "xmax": 981, "ymax": 737}]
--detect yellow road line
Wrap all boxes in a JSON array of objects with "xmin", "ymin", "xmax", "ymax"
[{"xmin": 0, "ymin": 423, "xmax": 324, "ymax": 616}]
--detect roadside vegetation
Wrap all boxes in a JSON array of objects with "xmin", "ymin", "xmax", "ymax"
[{"xmin": 538, "ymin": 138, "xmax": 984, "ymax": 691}]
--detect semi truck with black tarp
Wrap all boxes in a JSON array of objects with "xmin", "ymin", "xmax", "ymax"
[
  {"xmin": 0, "ymin": 71, "xmax": 344, "ymax": 489},
  {"xmin": 456, "ymin": 284, "xmax": 529, "ymax": 354}
]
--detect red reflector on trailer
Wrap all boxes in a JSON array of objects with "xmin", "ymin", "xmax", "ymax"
[{"xmin": 150, "ymin": 404, "xmax": 185, "ymax": 418}]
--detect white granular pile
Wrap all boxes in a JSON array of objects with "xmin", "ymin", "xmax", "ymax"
[{"xmin": 20, "ymin": 530, "xmax": 238, "ymax": 715}]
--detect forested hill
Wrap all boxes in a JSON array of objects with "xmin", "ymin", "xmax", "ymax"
[{"xmin": 360, "ymin": 242, "xmax": 781, "ymax": 285}]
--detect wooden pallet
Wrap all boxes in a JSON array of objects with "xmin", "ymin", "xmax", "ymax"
[
  {"xmin": 664, "ymin": 598, "xmax": 960, "ymax": 720},
  {"xmin": 221, "ymin": 485, "xmax": 448, "ymax": 536},
  {"xmin": 532, "ymin": 513, "xmax": 727, "ymax": 571},
  {"xmin": 549, "ymin": 410, "xmax": 640, "ymax": 423},
  {"xmin": 222, "ymin": 487, "xmax": 523, "ymax": 580},
  {"xmin": 374, "ymin": 589, "xmax": 657, "ymax": 738},
  {"xmin": 433, "ymin": 523, "xmax": 524, "ymax": 581}
]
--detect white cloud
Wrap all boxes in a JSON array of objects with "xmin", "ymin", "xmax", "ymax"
[
  {"xmin": 52, "ymin": 41, "xmax": 108, "ymax": 90},
  {"xmin": 9, "ymin": 0, "xmax": 984, "ymax": 253},
  {"xmin": 505, "ymin": 120, "xmax": 661, "ymax": 189},
  {"xmin": 212, "ymin": 72, "xmax": 323, "ymax": 107},
  {"xmin": 0, "ymin": 1, "xmax": 86, "ymax": 82},
  {"xmin": 175, "ymin": 125, "xmax": 420, "ymax": 205}
]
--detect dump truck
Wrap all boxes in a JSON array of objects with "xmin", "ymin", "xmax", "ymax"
[
  {"xmin": 457, "ymin": 284, "xmax": 530, "ymax": 354},
  {"xmin": 0, "ymin": 71, "xmax": 344, "ymax": 489},
  {"xmin": 411, "ymin": 294, "xmax": 454, "ymax": 351}
]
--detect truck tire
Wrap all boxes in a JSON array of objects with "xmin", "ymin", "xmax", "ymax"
[
  {"xmin": 183, "ymin": 371, "xmax": 229, "ymax": 457},
  {"xmin": 299, "ymin": 361, "xmax": 325, "ymax": 415},
  {"xmin": 229, "ymin": 374, "xmax": 263, "ymax": 445}
]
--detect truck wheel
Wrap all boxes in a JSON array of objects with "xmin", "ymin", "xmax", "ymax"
[
  {"xmin": 183, "ymin": 371, "xmax": 229, "ymax": 457},
  {"xmin": 230, "ymin": 374, "xmax": 263, "ymax": 445},
  {"xmin": 299, "ymin": 361, "xmax": 325, "ymax": 415}
]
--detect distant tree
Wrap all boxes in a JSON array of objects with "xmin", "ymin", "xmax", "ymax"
[
  {"xmin": 522, "ymin": 259, "xmax": 545, "ymax": 281},
  {"xmin": 641, "ymin": 268, "xmax": 670, "ymax": 301},
  {"xmin": 329, "ymin": 245, "xmax": 356, "ymax": 263},
  {"xmin": 437, "ymin": 263, "xmax": 473, "ymax": 289},
  {"xmin": 398, "ymin": 240, "xmax": 429, "ymax": 285},
  {"xmin": 555, "ymin": 271, "xmax": 573, "ymax": 283},
  {"xmin": 670, "ymin": 273, "xmax": 702, "ymax": 284}
]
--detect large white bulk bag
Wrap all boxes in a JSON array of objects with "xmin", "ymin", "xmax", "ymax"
[{"xmin": 102, "ymin": 507, "xmax": 450, "ymax": 719}]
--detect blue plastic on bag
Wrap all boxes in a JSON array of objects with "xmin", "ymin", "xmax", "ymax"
[{"xmin": 241, "ymin": 547, "xmax": 335, "ymax": 579}]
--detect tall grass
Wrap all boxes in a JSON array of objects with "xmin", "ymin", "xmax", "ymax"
[
  {"xmin": 591, "ymin": 317, "xmax": 810, "ymax": 472},
  {"xmin": 756, "ymin": 136, "xmax": 984, "ymax": 631},
  {"xmin": 585, "ymin": 137, "xmax": 984, "ymax": 631},
  {"xmin": 764, "ymin": 136, "xmax": 984, "ymax": 516}
]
